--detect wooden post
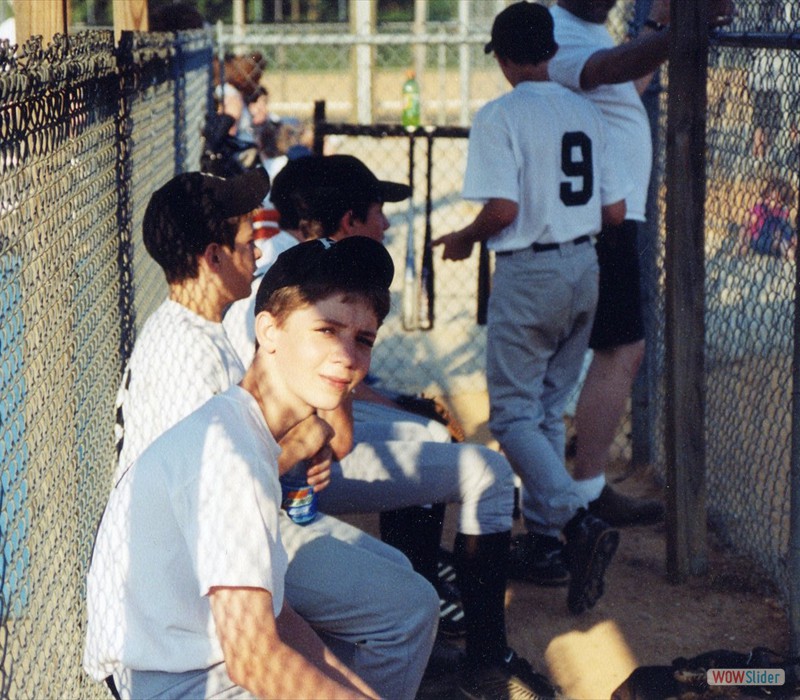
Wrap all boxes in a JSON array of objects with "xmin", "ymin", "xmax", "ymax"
[
  {"xmin": 14, "ymin": 0, "xmax": 67, "ymax": 46},
  {"xmin": 113, "ymin": 0, "xmax": 148, "ymax": 41},
  {"xmin": 664, "ymin": 0, "xmax": 710, "ymax": 582},
  {"xmin": 233, "ymin": 0, "xmax": 245, "ymax": 50}
]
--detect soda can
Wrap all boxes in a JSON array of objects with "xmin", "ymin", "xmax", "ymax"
[{"xmin": 280, "ymin": 464, "xmax": 318, "ymax": 525}]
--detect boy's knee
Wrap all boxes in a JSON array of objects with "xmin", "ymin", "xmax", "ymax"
[{"xmin": 397, "ymin": 571, "xmax": 439, "ymax": 638}]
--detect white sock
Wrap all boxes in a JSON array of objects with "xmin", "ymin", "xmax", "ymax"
[{"xmin": 574, "ymin": 474, "xmax": 606, "ymax": 503}]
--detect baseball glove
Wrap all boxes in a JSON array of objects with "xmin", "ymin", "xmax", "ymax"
[{"xmin": 394, "ymin": 393, "xmax": 466, "ymax": 443}]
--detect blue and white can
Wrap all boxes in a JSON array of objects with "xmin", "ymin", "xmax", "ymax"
[{"xmin": 280, "ymin": 462, "xmax": 318, "ymax": 525}]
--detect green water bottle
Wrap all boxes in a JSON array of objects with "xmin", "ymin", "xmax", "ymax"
[{"xmin": 401, "ymin": 69, "xmax": 421, "ymax": 129}]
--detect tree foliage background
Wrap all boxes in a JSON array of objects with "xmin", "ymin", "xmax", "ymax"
[{"xmin": 66, "ymin": 0, "xmax": 459, "ymax": 27}]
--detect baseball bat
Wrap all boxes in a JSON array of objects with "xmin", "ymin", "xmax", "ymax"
[
  {"xmin": 402, "ymin": 133, "xmax": 418, "ymax": 331},
  {"xmin": 417, "ymin": 134, "xmax": 434, "ymax": 330}
]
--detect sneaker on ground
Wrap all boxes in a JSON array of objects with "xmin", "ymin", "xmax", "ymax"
[
  {"xmin": 436, "ymin": 548, "xmax": 465, "ymax": 637},
  {"xmin": 437, "ymin": 578, "xmax": 466, "ymax": 638},
  {"xmin": 563, "ymin": 508, "xmax": 619, "ymax": 615},
  {"xmin": 588, "ymin": 484, "xmax": 664, "ymax": 527},
  {"xmin": 458, "ymin": 648, "xmax": 560, "ymax": 700},
  {"xmin": 424, "ymin": 635, "xmax": 466, "ymax": 677},
  {"xmin": 437, "ymin": 546, "xmax": 457, "ymax": 586},
  {"xmin": 508, "ymin": 532, "xmax": 569, "ymax": 587},
  {"xmin": 417, "ymin": 637, "xmax": 464, "ymax": 699}
]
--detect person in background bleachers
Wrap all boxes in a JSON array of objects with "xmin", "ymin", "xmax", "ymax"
[{"xmin": 738, "ymin": 176, "xmax": 797, "ymax": 260}]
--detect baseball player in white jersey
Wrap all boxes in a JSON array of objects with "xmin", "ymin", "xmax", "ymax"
[{"xmin": 433, "ymin": 1, "xmax": 629, "ymax": 617}]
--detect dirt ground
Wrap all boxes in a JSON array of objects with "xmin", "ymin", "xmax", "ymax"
[{"xmin": 341, "ymin": 392, "xmax": 790, "ymax": 700}]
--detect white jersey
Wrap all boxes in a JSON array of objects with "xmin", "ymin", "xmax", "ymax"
[
  {"xmin": 115, "ymin": 300, "xmax": 245, "ymax": 477},
  {"xmin": 462, "ymin": 80, "xmax": 629, "ymax": 252},
  {"xmin": 85, "ymin": 386, "xmax": 287, "ymax": 681},
  {"xmin": 548, "ymin": 5, "xmax": 651, "ymax": 221},
  {"xmin": 223, "ymin": 231, "xmax": 299, "ymax": 368}
]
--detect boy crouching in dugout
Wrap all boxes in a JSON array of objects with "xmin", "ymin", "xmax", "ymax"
[{"xmin": 84, "ymin": 237, "xmax": 428, "ymax": 699}]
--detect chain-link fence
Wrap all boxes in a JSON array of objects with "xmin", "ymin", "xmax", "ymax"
[
  {"xmin": 673, "ymin": 3, "xmax": 799, "ymax": 599},
  {"xmin": 0, "ymin": 28, "xmax": 213, "ymax": 698}
]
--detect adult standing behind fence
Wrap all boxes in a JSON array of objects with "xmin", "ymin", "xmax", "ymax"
[{"xmin": 546, "ymin": 0, "xmax": 735, "ymax": 539}]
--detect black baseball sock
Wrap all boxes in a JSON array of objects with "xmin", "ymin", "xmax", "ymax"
[
  {"xmin": 453, "ymin": 531, "xmax": 511, "ymax": 666},
  {"xmin": 379, "ymin": 503, "xmax": 446, "ymax": 584}
]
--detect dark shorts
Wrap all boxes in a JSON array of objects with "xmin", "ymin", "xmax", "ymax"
[{"xmin": 589, "ymin": 219, "xmax": 645, "ymax": 351}]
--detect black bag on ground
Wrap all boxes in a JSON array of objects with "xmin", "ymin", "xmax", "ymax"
[{"xmin": 611, "ymin": 647, "xmax": 800, "ymax": 699}]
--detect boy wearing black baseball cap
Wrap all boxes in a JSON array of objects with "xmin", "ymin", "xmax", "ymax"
[
  {"xmin": 96, "ymin": 167, "xmax": 438, "ymax": 700},
  {"xmin": 434, "ymin": 0, "xmax": 628, "ymax": 646},
  {"xmin": 86, "ymin": 236, "xmax": 440, "ymax": 699},
  {"xmin": 116, "ymin": 167, "xmax": 271, "ymax": 474}
]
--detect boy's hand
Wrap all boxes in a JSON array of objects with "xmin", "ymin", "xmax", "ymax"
[
  {"xmin": 278, "ymin": 415, "xmax": 335, "ymax": 477},
  {"xmin": 431, "ymin": 231, "xmax": 474, "ymax": 261},
  {"xmin": 304, "ymin": 444, "xmax": 333, "ymax": 493}
]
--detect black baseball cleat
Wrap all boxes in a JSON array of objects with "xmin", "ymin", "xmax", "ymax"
[
  {"xmin": 508, "ymin": 532, "xmax": 569, "ymax": 587},
  {"xmin": 563, "ymin": 508, "xmax": 619, "ymax": 615},
  {"xmin": 458, "ymin": 648, "xmax": 561, "ymax": 700},
  {"xmin": 437, "ymin": 578, "xmax": 466, "ymax": 638},
  {"xmin": 437, "ymin": 548, "xmax": 466, "ymax": 637},
  {"xmin": 587, "ymin": 485, "xmax": 664, "ymax": 527}
]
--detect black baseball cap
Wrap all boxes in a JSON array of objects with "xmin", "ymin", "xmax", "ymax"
[
  {"xmin": 270, "ymin": 155, "xmax": 326, "ymax": 229},
  {"xmin": 255, "ymin": 236, "xmax": 395, "ymax": 313},
  {"xmin": 484, "ymin": 1, "xmax": 558, "ymax": 65},
  {"xmin": 272, "ymin": 155, "xmax": 410, "ymax": 210},
  {"xmin": 320, "ymin": 155, "xmax": 411, "ymax": 203},
  {"xmin": 144, "ymin": 168, "xmax": 270, "ymax": 246}
]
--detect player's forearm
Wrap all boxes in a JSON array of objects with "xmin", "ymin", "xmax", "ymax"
[
  {"xmin": 581, "ymin": 0, "xmax": 734, "ymax": 92},
  {"xmin": 276, "ymin": 604, "xmax": 379, "ymax": 699},
  {"xmin": 231, "ymin": 631, "xmax": 371, "ymax": 699},
  {"xmin": 464, "ymin": 199, "xmax": 518, "ymax": 243},
  {"xmin": 580, "ymin": 30, "xmax": 669, "ymax": 91},
  {"xmin": 212, "ymin": 588, "xmax": 374, "ymax": 700}
]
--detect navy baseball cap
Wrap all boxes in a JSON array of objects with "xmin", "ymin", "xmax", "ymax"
[
  {"xmin": 144, "ymin": 168, "xmax": 270, "ymax": 246},
  {"xmin": 484, "ymin": 2, "xmax": 558, "ymax": 65},
  {"xmin": 255, "ymin": 236, "xmax": 395, "ymax": 313},
  {"xmin": 270, "ymin": 154, "xmax": 411, "ymax": 230}
]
